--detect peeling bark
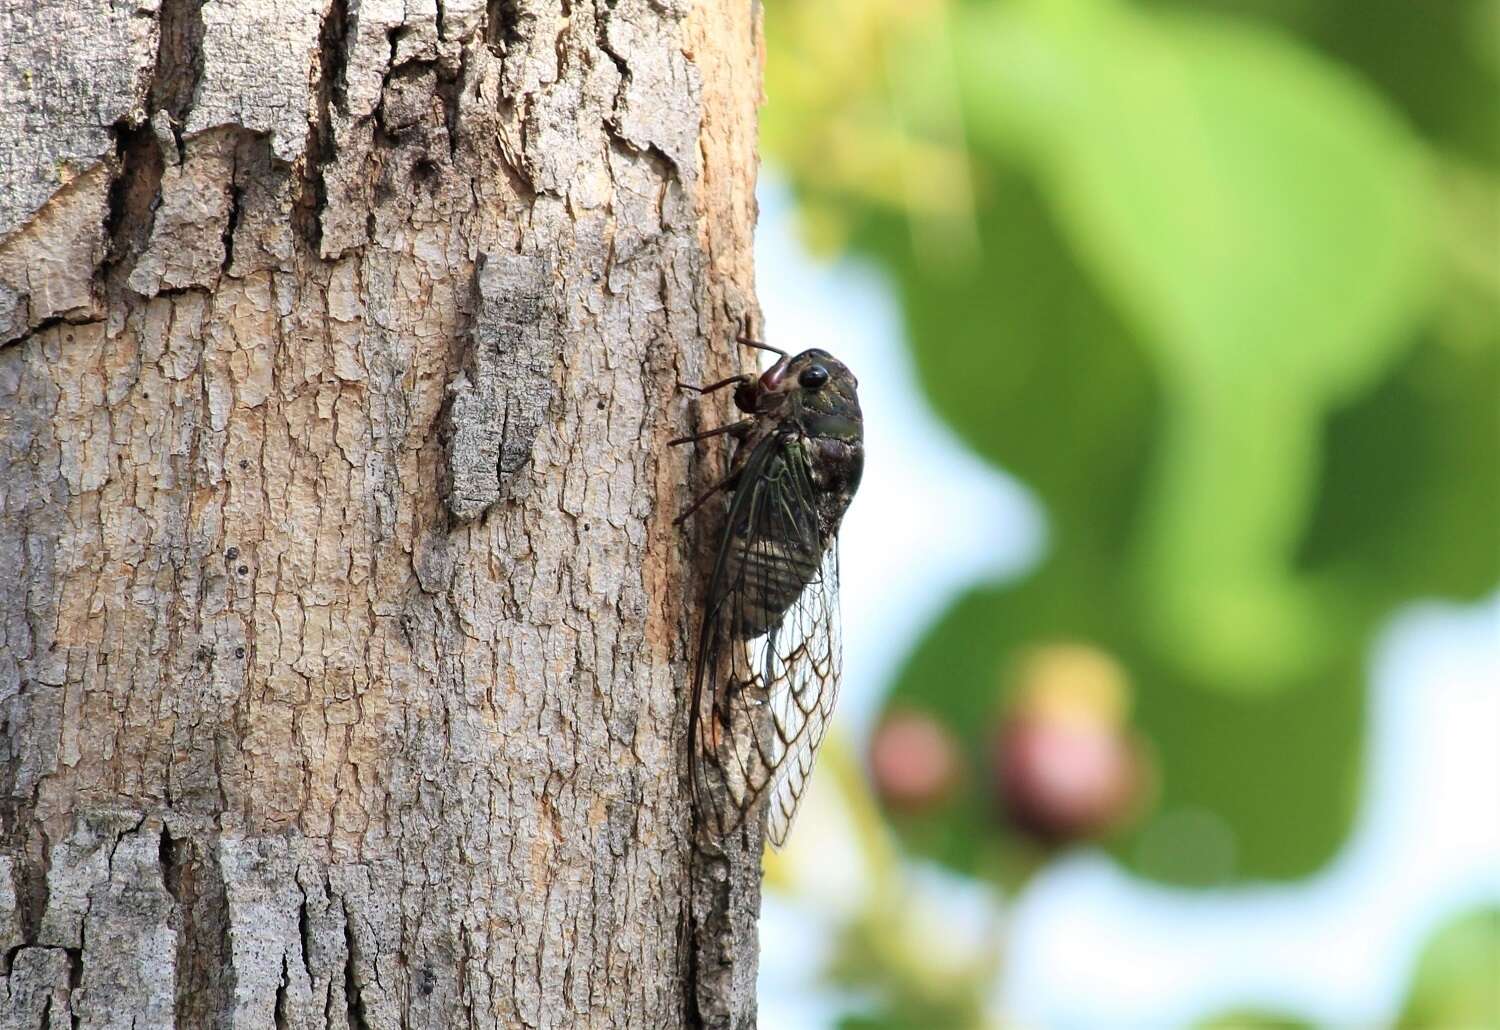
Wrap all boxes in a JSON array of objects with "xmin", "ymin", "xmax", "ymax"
[{"xmin": 0, "ymin": 0, "xmax": 765, "ymax": 1025}]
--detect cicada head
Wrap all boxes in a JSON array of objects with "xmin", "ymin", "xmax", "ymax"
[{"xmin": 738, "ymin": 349, "xmax": 862, "ymax": 444}]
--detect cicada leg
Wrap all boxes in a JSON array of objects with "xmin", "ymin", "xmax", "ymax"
[
  {"xmin": 668, "ymin": 420, "xmax": 753, "ymax": 447},
  {"xmin": 677, "ymin": 374, "xmax": 752, "ymax": 395},
  {"xmin": 674, "ymin": 465, "xmax": 743, "ymax": 525}
]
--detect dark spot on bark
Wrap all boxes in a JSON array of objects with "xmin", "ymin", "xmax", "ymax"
[
  {"xmin": 387, "ymin": 22, "xmax": 415, "ymax": 48},
  {"xmin": 237, "ymin": 565, "xmax": 248, "ymax": 576},
  {"xmin": 239, "ymin": 459, "xmax": 249, "ymax": 470},
  {"xmin": 226, "ymin": 547, "xmax": 239, "ymax": 560},
  {"xmin": 234, "ymin": 647, "xmax": 245, "ymax": 658},
  {"xmin": 485, "ymin": 0, "xmax": 523, "ymax": 51},
  {"xmin": 412, "ymin": 156, "xmax": 440, "ymax": 186}
]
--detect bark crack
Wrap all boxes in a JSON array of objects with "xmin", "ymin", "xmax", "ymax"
[
  {"xmin": 297, "ymin": 883, "xmax": 315, "ymax": 986},
  {"xmin": 274, "ymin": 951, "xmax": 291, "ymax": 1030},
  {"xmin": 157, "ymin": 824, "xmax": 179, "ymax": 905},
  {"xmin": 101, "ymin": 120, "xmax": 166, "ymax": 289},
  {"xmin": 301, "ymin": 0, "xmax": 352, "ymax": 251},
  {"xmin": 341, "ymin": 898, "xmax": 369, "ymax": 1030},
  {"xmin": 220, "ymin": 174, "xmax": 244, "ymax": 278},
  {"xmin": 150, "ymin": 0, "xmax": 208, "ymax": 149},
  {"xmin": 101, "ymin": 0, "xmax": 207, "ymax": 289}
]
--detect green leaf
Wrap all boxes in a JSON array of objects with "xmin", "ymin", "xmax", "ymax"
[
  {"xmin": 849, "ymin": 175, "xmax": 1158, "ymax": 557},
  {"xmin": 1149, "ymin": 0, "xmax": 1500, "ymax": 169},
  {"xmin": 1397, "ymin": 907, "xmax": 1500, "ymax": 1029},
  {"xmin": 956, "ymin": 0, "xmax": 1435, "ymax": 688},
  {"xmin": 1300, "ymin": 332, "xmax": 1500, "ymax": 606}
]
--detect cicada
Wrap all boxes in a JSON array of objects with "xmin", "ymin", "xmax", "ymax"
[{"xmin": 675, "ymin": 336, "xmax": 864, "ymax": 846}]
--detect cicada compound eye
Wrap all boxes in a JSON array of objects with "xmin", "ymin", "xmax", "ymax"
[{"xmin": 798, "ymin": 365, "xmax": 830, "ymax": 390}]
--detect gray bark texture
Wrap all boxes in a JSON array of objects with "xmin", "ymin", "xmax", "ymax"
[{"xmin": 0, "ymin": 0, "xmax": 768, "ymax": 1026}]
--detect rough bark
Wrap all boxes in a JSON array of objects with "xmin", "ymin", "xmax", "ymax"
[{"xmin": 0, "ymin": 0, "xmax": 766, "ymax": 1026}]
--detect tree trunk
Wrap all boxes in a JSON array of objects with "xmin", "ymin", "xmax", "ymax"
[{"xmin": 0, "ymin": 0, "xmax": 765, "ymax": 1026}]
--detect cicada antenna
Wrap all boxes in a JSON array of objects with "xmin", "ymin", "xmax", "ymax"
[{"xmin": 735, "ymin": 333, "xmax": 787, "ymax": 359}]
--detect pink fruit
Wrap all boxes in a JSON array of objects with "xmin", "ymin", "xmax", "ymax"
[
  {"xmin": 992, "ymin": 644, "xmax": 1146, "ymax": 843},
  {"xmin": 870, "ymin": 709, "xmax": 961, "ymax": 812}
]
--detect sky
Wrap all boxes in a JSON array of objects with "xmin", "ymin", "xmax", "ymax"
[{"xmin": 752, "ymin": 177, "xmax": 1500, "ymax": 1029}]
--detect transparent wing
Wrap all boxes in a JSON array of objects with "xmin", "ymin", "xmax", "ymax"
[
  {"xmin": 690, "ymin": 432, "xmax": 844, "ymax": 848},
  {"xmin": 760, "ymin": 544, "xmax": 841, "ymax": 847}
]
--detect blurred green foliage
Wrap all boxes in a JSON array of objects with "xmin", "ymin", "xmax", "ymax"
[
  {"xmin": 763, "ymin": 0, "xmax": 1499, "ymax": 890},
  {"xmin": 1396, "ymin": 907, "xmax": 1500, "ymax": 1028},
  {"xmin": 1194, "ymin": 1012, "xmax": 1313, "ymax": 1030}
]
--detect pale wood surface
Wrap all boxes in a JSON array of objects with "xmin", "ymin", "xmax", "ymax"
[{"xmin": 0, "ymin": 0, "xmax": 766, "ymax": 1024}]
